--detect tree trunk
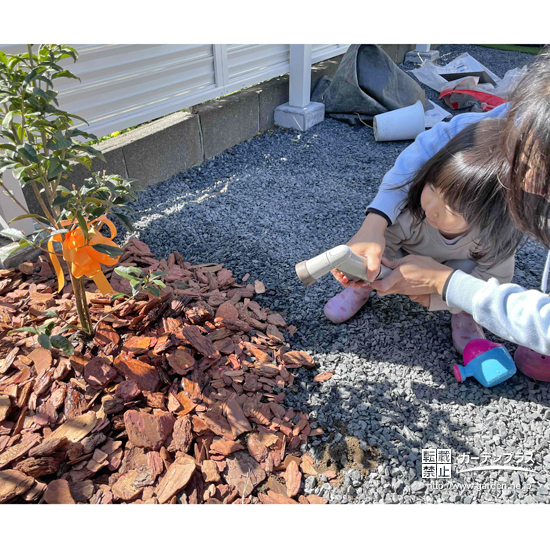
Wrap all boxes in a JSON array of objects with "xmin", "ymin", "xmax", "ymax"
[{"xmin": 69, "ymin": 269, "xmax": 93, "ymax": 335}]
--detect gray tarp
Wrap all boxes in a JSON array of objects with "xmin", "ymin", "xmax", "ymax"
[{"xmin": 312, "ymin": 44, "xmax": 426, "ymax": 126}]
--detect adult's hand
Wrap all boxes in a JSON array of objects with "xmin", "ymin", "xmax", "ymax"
[
  {"xmin": 409, "ymin": 294, "xmax": 431, "ymax": 308},
  {"xmin": 332, "ymin": 212, "xmax": 388, "ymax": 287},
  {"xmin": 370, "ymin": 255, "xmax": 454, "ymax": 297}
]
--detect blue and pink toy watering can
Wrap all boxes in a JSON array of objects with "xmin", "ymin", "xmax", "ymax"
[{"xmin": 453, "ymin": 340, "xmax": 516, "ymax": 387}]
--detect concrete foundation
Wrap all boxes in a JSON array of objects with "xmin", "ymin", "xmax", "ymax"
[
  {"xmin": 274, "ymin": 102, "xmax": 325, "ymax": 131},
  {"xmin": 405, "ymin": 49, "xmax": 440, "ymax": 64}
]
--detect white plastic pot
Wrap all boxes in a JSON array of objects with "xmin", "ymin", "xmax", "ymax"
[{"xmin": 373, "ymin": 100, "xmax": 426, "ymax": 142}]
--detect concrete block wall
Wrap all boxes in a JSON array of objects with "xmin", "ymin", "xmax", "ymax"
[
  {"xmin": 195, "ymin": 89, "xmax": 261, "ymax": 160},
  {"xmin": 22, "ymin": 46, "xmax": 414, "ymax": 215}
]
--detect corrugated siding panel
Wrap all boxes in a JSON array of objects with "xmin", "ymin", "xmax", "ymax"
[
  {"xmin": 1, "ymin": 44, "xmax": 217, "ymax": 137},
  {"xmin": 227, "ymin": 44, "xmax": 289, "ymax": 83},
  {"xmin": 0, "ymin": 44, "xmax": 348, "ymax": 137},
  {"xmin": 312, "ymin": 44, "xmax": 347, "ymax": 63},
  {"xmin": 59, "ymin": 45, "xmax": 217, "ymax": 133}
]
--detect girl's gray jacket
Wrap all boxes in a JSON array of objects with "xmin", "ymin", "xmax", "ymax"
[{"xmin": 368, "ymin": 103, "xmax": 550, "ymax": 354}]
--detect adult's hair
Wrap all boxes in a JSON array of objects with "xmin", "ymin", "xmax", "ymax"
[
  {"xmin": 401, "ymin": 118, "xmax": 524, "ymax": 265},
  {"xmin": 503, "ymin": 47, "xmax": 550, "ymax": 248}
]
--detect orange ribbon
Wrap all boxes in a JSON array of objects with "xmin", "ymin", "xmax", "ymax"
[{"xmin": 48, "ymin": 215, "xmax": 121, "ymax": 295}]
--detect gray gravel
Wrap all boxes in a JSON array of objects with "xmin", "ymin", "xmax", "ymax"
[{"xmin": 122, "ymin": 45, "xmax": 550, "ymax": 504}]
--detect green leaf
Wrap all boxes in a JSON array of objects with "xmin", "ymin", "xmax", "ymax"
[
  {"xmin": 92, "ymin": 243, "xmax": 121, "ymax": 258},
  {"xmin": 0, "ymin": 228, "xmax": 25, "ymax": 241},
  {"xmin": 52, "ymin": 70, "xmax": 79, "ymax": 81},
  {"xmin": 46, "ymin": 134, "xmax": 72, "ymax": 151},
  {"xmin": 0, "ymin": 162, "xmax": 17, "ymax": 175},
  {"xmin": 21, "ymin": 143, "xmax": 38, "ymax": 162},
  {"xmin": 24, "ymin": 68, "xmax": 40, "ymax": 84},
  {"xmin": 10, "ymin": 213, "xmax": 49, "ymax": 224},
  {"xmin": 50, "ymin": 335, "xmax": 75, "ymax": 356},
  {"xmin": 44, "ymin": 310, "xmax": 60, "ymax": 318},
  {"xmin": 88, "ymin": 206, "xmax": 106, "ymax": 218},
  {"xmin": 0, "ymin": 241, "xmax": 30, "ymax": 263},
  {"xmin": 7, "ymin": 55, "xmax": 23, "ymax": 70},
  {"xmin": 115, "ymin": 266, "xmax": 144, "ymax": 280},
  {"xmin": 130, "ymin": 279, "xmax": 142, "ymax": 297},
  {"xmin": 76, "ymin": 211, "xmax": 89, "ymax": 242},
  {"xmin": 110, "ymin": 292, "xmax": 127, "ymax": 301},
  {"xmin": 75, "ymin": 156, "xmax": 92, "ymax": 170},
  {"xmin": 12, "ymin": 165, "xmax": 29, "ymax": 179},
  {"xmin": 152, "ymin": 279, "xmax": 166, "ymax": 289},
  {"xmin": 28, "ymin": 86, "xmax": 50, "ymax": 102},
  {"xmin": 8, "ymin": 326, "xmax": 39, "ymax": 335},
  {"xmin": 1, "ymin": 129, "xmax": 18, "ymax": 143},
  {"xmin": 82, "ymin": 198, "xmax": 105, "ymax": 207},
  {"xmin": 60, "ymin": 45, "xmax": 78, "ymax": 57},
  {"xmin": 38, "ymin": 333, "xmax": 52, "ymax": 349},
  {"xmin": 38, "ymin": 45, "xmax": 49, "ymax": 58},
  {"xmin": 75, "ymin": 144, "xmax": 105, "ymax": 162},
  {"xmin": 39, "ymin": 320, "xmax": 56, "ymax": 336},
  {"xmin": 128, "ymin": 267, "xmax": 145, "ymax": 277},
  {"xmin": 113, "ymin": 212, "xmax": 134, "ymax": 232},
  {"xmin": 44, "ymin": 61, "xmax": 64, "ymax": 72},
  {"xmin": 67, "ymin": 128, "xmax": 94, "ymax": 139},
  {"xmin": 151, "ymin": 271, "xmax": 168, "ymax": 277},
  {"xmin": 34, "ymin": 75, "xmax": 53, "ymax": 88},
  {"xmin": 2, "ymin": 111, "xmax": 14, "ymax": 130},
  {"xmin": 144, "ymin": 285, "xmax": 161, "ymax": 297},
  {"xmin": 56, "ymin": 325, "xmax": 81, "ymax": 335},
  {"xmin": 47, "ymin": 156, "xmax": 63, "ymax": 180},
  {"xmin": 51, "ymin": 195, "xmax": 70, "ymax": 208},
  {"xmin": 67, "ymin": 113, "xmax": 90, "ymax": 126}
]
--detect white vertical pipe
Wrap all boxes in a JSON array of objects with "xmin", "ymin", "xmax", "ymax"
[
  {"xmin": 213, "ymin": 44, "xmax": 229, "ymax": 94},
  {"xmin": 0, "ymin": 170, "xmax": 35, "ymax": 234},
  {"xmin": 289, "ymin": 44, "xmax": 312, "ymax": 109}
]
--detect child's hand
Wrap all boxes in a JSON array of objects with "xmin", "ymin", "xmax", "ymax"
[
  {"xmin": 331, "ymin": 268, "xmax": 371, "ymax": 288},
  {"xmin": 370, "ymin": 255, "xmax": 454, "ymax": 296}
]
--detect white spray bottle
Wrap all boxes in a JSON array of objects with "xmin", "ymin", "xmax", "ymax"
[{"xmin": 295, "ymin": 245, "xmax": 392, "ymax": 286}]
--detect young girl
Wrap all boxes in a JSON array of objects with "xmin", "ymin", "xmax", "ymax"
[{"xmin": 324, "ymin": 118, "xmax": 524, "ymax": 353}]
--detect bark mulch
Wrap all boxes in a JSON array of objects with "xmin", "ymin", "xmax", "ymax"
[{"xmin": 0, "ymin": 238, "xmax": 330, "ymax": 504}]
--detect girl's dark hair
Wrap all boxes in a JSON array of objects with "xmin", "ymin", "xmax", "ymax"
[
  {"xmin": 503, "ymin": 47, "xmax": 550, "ymax": 248},
  {"xmin": 401, "ymin": 118, "xmax": 524, "ymax": 265}
]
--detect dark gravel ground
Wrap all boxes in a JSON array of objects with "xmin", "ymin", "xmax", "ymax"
[{"xmin": 122, "ymin": 44, "xmax": 550, "ymax": 503}]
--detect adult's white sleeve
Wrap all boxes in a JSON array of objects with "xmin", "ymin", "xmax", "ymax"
[{"xmin": 445, "ymin": 270, "xmax": 550, "ymax": 355}]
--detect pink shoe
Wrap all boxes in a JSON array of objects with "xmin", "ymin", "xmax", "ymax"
[
  {"xmin": 451, "ymin": 311, "xmax": 486, "ymax": 354},
  {"xmin": 514, "ymin": 346, "xmax": 550, "ymax": 382},
  {"xmin": 324, "ymin": 286, "xmax": 373, "ymax": 324}
]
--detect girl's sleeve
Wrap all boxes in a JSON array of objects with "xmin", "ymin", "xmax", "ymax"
[
  {"xmin": 429, "ymin": 254, "xmax": 515, "ymax": 315},
  {"xmin": 367, "ymin": 104, "xmax": 509, "ymax": 225},
  {"xmin": 470, "ymin": 254, "xmax": 515, "ymax": 285},
  {"xmin": 444, "ymin": 270, "xmax": 550, "ymax": 355},
  {"xmin": 382, "ymin": 212, "xmax": 411, "ymax": 258}
]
